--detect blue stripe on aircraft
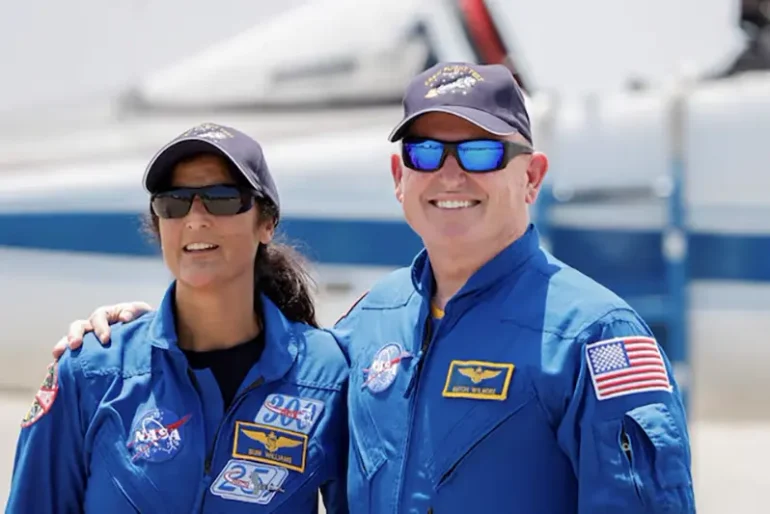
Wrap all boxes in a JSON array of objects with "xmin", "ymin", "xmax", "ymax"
[{"xmin": 1, "ymin": 213, "xmax": 769, "ymax": 291}]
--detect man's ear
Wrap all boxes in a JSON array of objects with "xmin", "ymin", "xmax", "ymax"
[
  {"xmin": 391, "ymin": 153, "xmax": 404, "ymax": 203},
  {"xmin": 525, "ymin": 152, "xmax": 549, "ymax": 204}
]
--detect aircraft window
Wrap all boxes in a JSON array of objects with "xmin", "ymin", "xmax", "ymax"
[{"xmin": 272, "ymin": 58, "xmax": 358, "ymax": 83}]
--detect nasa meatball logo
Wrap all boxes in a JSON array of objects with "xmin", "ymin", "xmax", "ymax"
[
  {"xmin": 362, "ymin": 343, "xmax": 414, "ymax": 393},
  {"xmin": 127, "ymin": 407, "xmax": 191, "ymax": 463}
]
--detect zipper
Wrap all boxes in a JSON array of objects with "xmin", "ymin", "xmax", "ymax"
[
  {"xmin": 404, "ymin": 315, "xmax": 434, "ymax": 398},
  {"xmin": 203, "ymin": 375, "xmax": 265, "ymax": 474},
  {"xmin": 620, "ymin": 426, "xmax": 644, "ymax": 501},
  {"xmin": 397, "ymin": 309, "xmax": 438, "ymax": 510},
  {"xmin": 197, "ymin": 375, "xmax": 266, "ymax": 513}
]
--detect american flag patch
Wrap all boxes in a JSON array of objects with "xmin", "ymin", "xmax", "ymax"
[{"xmin": 586, "ymin": 336, "xmax": 672, "ymax": 401}]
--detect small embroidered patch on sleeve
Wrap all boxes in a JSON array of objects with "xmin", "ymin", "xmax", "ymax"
[{"xmin": 21, "ymin": 360, "xmax": 60, "ymax": 428}]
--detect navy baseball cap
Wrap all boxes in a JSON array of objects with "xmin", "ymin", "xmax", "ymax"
[
  {"xmin": 388, "ymin": 62, "xmax": 532, "ymax": 144},
  {"xmin": 143, "ymin": 122, "xmax": 281, "ymax": 216}
]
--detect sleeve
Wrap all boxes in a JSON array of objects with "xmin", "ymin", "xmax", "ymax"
[
  {"xmin": 556, "ymin": 312, "xmax": 695, "ymax": 514},
  {"xmin": 6, "ymin": 356, "xmax": 89, "ymax": 513},
  {"xmin": 319, "ymin": 382, "xmax": 350, "ymax": 514}
]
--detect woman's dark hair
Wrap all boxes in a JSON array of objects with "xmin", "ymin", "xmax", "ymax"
[{"xmin": 142, "ymin": 156, "xmax": 319, "ymax": 327}]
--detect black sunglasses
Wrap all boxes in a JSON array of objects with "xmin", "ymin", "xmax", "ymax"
[
  {"xmin": 402, "ymin": 137, "xmax": 533, "ymax": 173},
  {"xmin": 150, "ymin": 184, "xmax": 256, "ymax": 219}
]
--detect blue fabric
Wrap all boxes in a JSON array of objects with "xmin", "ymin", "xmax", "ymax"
[
  {"xmin": 331, "ymin": 224, "xmax": 694, "ymax": 513},
  {"xmin": 7, "ymin": 282, "xmax": 349, "ymax": 513}
]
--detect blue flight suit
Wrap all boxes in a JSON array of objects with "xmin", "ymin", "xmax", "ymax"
[
  {"xmin": 332, "ymin": 224, "xmax": 695, "ymax": 513},
  {"xmin": 7, "ymin": 283, "xmax": 349, "ymax": 514}
]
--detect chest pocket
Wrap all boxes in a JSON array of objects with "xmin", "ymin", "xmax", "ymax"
[
  {"xmin": 347, "ymin": 371, "xmax": 388, "ymax": 514},
  {"xmin": 425, "ymin": 390, "xmax": 539, "ymax": 493},
  {"xmin": 86, "ymin": 410, "xmax": 201, "ymax": 514}
]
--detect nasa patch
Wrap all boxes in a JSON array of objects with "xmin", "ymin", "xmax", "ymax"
[
  {"xmin": 361, "ymin": 343, "xmax": 414, "ymax": 393},
  {"xmin": 126, "ymin": 407, "xmax": 191, "ymax": 463},
  {"xmin": 255, "ymin": 394, "xmax": 325, "ymax": 434},
  {"xmin": 21, "ymin": 361, "xmax": 59, "ymax": 428},
  {"xmin": 210, "ymin": 459, "xmax": 288, "ymax": 505}
]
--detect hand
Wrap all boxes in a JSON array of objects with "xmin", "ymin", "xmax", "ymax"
[{"xmin": 52, "ymin": 301, "xmax": 154, "ymax": 359}]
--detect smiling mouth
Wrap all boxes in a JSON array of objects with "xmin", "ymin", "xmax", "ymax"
[
  {"xmin": 429, "ymin": 200, "xmax": 481, "ymax": 209},
  {"xmin": 183, "ymin": 243, "xmax": 219, "ymax": 253}
]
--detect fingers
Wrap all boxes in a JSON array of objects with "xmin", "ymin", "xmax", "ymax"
[
  {"xmin": 88, "ymin": 301, "xmax": 152, "ymax": 344},
  {"xmin": 89, "ymin": 306, "xmax": 114, "ymax": 344},
  {"xmin": 120, "ymin": 301, "xmax": 153, "ymax": 322},
  {"xmin": 52, "ymin": 336, "xmax": 69, "ymax": 360},
  {"xmin": 65, "ymin": 319, "xmax": 93, "ymax": 350}
]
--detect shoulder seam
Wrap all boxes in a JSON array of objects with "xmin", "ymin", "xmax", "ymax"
[
  {"xmin": 503, "ymin": 306, "xmax": 638, "ymax": 341},
  {"xmin": 334, "ymin": 290, "xmax": 369, "ymax": 325}
]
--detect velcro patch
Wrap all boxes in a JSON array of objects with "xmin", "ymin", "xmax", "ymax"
[
  {"xmin": 442, "ymin": 360, "xmax": 514, "ymax": 401},
  {"xmin": 21, "ymin": 361, "xmax": 59, "ymax": 428},
  {"xmin": 210, "ymin": 459, "xmax": 288, "ymax": 505},
  {"xmin": 586, "ymin": 336, "xmax": 673, "ymax": 401},
  {"xmin": 255, "ymin": 394, "xmax": 325, "ymax": 435},
  {"xmin": 232, "ymin": 421, "xmax": 308, "ymax": 473}
]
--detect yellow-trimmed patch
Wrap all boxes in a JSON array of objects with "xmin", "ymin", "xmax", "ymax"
[
  {"xmin": 232, "ymin": 421, "xmax": 308, "ymax": 473},
  {"xmin": 442, "ymin": 360, "xmax": 514, "ymax": 401}
]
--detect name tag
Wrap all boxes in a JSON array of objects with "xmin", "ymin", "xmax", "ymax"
[
  {"xmin": 442, "ymin": 360, "xmax": 514, "ymax": 401},
  {"xmin": 232, "ymin": 421, "xmax": 308, "ymax": 473}
]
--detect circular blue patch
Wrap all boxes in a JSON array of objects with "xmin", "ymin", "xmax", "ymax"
[
  {"xmin": 127, "ymin": 407, "xmax": 190, "ymax": 463},
  {"xmin": 363, "ymin": 343, "xmax": 412, "ymax": 393}
]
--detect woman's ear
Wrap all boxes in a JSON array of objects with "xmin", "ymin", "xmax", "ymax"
[{"xmin": 256, "ymin": 212, "xmax": 276, "ymax": 245}]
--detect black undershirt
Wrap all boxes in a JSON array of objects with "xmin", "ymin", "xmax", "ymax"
[{"xmin": 182, "ymin": 331, "xmax": 265, "ymax": 411}]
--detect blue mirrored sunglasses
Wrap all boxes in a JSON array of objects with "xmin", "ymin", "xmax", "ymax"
[{"xmin": 402, "ymin": 138, "xmax": 533, "ymax": 173}]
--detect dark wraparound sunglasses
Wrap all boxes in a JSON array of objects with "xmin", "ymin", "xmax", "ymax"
[
  {"xmin": 150, "ymin": 184, "xmax": 256, "ymax": 219},
  {"xmin": 402, "ymin": 137, "xmax": 533, "ymax": 173}
]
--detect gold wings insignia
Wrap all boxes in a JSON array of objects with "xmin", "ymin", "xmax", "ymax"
[
  {"xmin": 243, "ymin": 429, "xmax": 269, "ymax": 445},
  {"xmin": 458, "ymin": 367, "xmax": 502, "ymax": 384},
  {"xmin": 242, "ymin": 429, "xmax": 303, "ymax": 452}
]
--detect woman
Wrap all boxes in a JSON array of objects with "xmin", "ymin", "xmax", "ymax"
[{"xmin": 6, "ymin": 123, "xmax": 349, "ymax": 513}]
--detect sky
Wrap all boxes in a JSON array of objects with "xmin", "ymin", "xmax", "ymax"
[{"xmin": 0, "ymin": 0, "xmax": 747, "ymax": 115}]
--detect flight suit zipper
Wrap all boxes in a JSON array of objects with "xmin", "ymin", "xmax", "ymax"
[
  {"xmin": 398, "ymin": 309, "xmax": 439, "ymax": 511},
  {"xmin": 192, "ymin": 374, "xmax": 265, "ymax": 512},
  {"xmin": 203, "ymin": 375, "xmax": 266, "ymax": 474},
  {"xmin": 404, "ymin": 317, "xmax": 433, "ymax": 398}
]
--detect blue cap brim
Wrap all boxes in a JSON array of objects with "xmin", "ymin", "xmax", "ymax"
[
  {"xmin": 143, "ymin": 138, "xmax": 264, "ymax": 195},
  {"xmin": 387, "ymin": 106, "xmax": 521, "ymax": 142}
]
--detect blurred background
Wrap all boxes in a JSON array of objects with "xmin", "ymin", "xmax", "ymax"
[{"xmin": 0, "ymin": 0, "xmax": 769, "ymax": 511}]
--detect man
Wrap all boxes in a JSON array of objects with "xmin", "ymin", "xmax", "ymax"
[{"xmin": 54, "ymin": 62, "xmax": 695, "ymax": 513}]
